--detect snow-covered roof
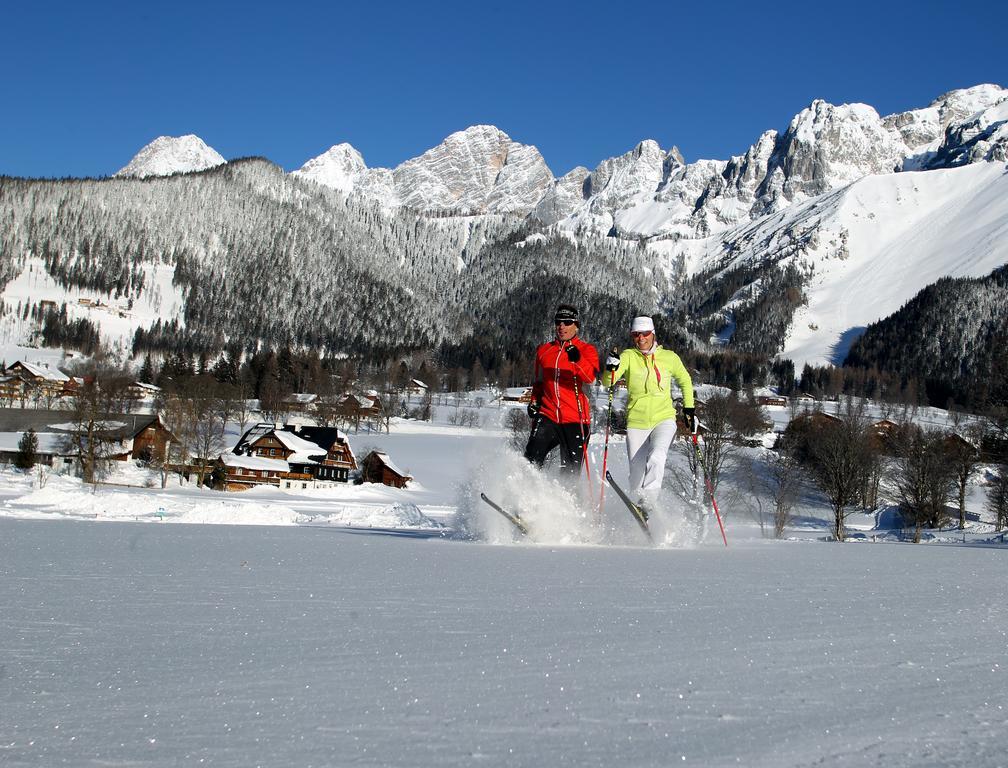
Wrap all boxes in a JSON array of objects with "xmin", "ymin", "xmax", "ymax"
[
  {"xmin": 285, "ymin": 452, "xmax": 320, "ymax": 466},
  {"xmin": 220, "ymin": 454, "xmax": 288, "ymax": 472},
  {"xmin": 283, "ymin": 393, "xmax": 317, "ymax": 404},
  {"xmin": 47, "ymin": 420, "xmax": 127, "ymax": 432},
  {"xmin": 0, "ymin": 431, "xmax": 70, "ymax": 454},
  {"xmin": 271, "ymin": 430, "xmax": 325, "ymax": 454},
  {"xmin": 370, "ymin": 451, "xmax": 411, "ymax": 479},
  {"xmin": 10, "ymin": 360, "xmax": 70, "ymax": 382}
]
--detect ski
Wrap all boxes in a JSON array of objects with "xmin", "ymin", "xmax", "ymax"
[
  {"xmin": 480, "ymin": 493, "xmax": 530, "ymax": 537},
  {"xmin": 604, "ymin": 471, "xmax": 653, "ymax": 541}
]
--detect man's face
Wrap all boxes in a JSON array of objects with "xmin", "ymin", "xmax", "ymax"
[{"xmin": 555, "ymin": 320, "xmax": 578, "ymax": 343}]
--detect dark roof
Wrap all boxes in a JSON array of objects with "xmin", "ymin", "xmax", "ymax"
[
  {"xmin": 281, "ymin": 424, "xmax": 348, "ymax": 451},
  {"xmin": 0, "ymin": 408, "xmax": 146, "ymax": 432},
  {"xmin": 232, "ymin": 422, "xmax": 278, "ymax": 454}
]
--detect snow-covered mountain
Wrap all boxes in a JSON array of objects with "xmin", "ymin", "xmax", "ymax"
[
  {"xmin": 652, "ymin": 160, "xmax": 1008, "ymax": 369},
  {"xmin": 290, "ymin": 143, "xmax": 367, "ymax": 193},
  {"xmin": 288, "ymin": 85, "xmax": 1006, "ymax": 262},
  {"xmin": 115, "ymin": 135, "xmax": 225, "ymax": 178},
  {"xmin": 295, "ymin": 126, "xmax": 554, "ymax": 214},
  {"xmin": 2, "ymin": 83, "xmax": 1006, "ymax": 393}
]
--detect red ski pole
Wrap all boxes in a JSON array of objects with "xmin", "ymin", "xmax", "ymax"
[
  {"xmin": 691, "ymin": 429, "xmax": 728, "ymax": 547},
  {"xmin": 598, "ymin": 353, "xmax": 618, "ymax": 520},
  {"xmin": 572, "ymin": 375, "xmax": 594, "ymax": 505}
]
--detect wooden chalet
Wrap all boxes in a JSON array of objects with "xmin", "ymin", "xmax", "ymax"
[
  {"xmin": 790, "ymin": 410, "xmax": 842, "ymax": 429},
  {"xmin": 360, "ymin": 450, "xmax": 412, "ymax": 488},
  {"xmin": 224, "ymin": 422, "xmax": 358, "ymax": 491},
  {"xmin": 107, "ymin": 415, "xmax": 176, "ymax": 463},
  {"xmin": 502, "ymin": 387, "xmax": 534, "ymax": 403},
  {"xmin": 5, "ymin": 360, "xmax": 72, "ymax": 399},
  {"xmin": 0, "ymin": 373, "xmax": 28, "ymax": 403},
  {"xmin": 219, "ymin": 453, "xmax": 288, "ymax": 491},
  {"xmin": 282, "ymin": 424, "xmax": 358, "ymax": 483},
  {"xmin": 757, "ymin": 395, "xmax": 788, "ymax": 407},
  {"xmin": 282, "ymin": 393, "xmax": 318, "ymax": 412},
  {"xmin": 336, "ymin": 392, "xmax": 382, "ymax": 417},
  {"xmin": 126, "ymin": 381, "xmax": 161, "ymax": 401}
]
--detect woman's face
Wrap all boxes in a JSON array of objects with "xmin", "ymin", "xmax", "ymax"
[{"xmin": 632, "ymin": 330, "xmax": 653, "ymax": 351}]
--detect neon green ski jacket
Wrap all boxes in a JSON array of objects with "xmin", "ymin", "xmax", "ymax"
[{"xmin": 607, "ymin": 345, "xmax": 694, "ymax": 430}]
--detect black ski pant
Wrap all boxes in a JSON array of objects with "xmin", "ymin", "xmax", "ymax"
[{"xmin": 524, "ymin": 416, "xmax": 589, "ymax": 473}]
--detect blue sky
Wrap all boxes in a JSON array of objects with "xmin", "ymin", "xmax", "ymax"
[{"xmin": 2, "ymin": 0, "xmax": 1005, "ymax": 179}]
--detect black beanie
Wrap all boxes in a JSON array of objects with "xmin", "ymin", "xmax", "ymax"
[{"xmin": 554, "ymin": 304, "xmax": 579, "ymax": 324}]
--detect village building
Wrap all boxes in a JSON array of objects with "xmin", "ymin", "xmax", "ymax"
[
  {"xmin": 5, "ymin": 360, "xmax": 72, "ymax": 399},
  {"xmin": 106, "ymin": 415, "xmax": 176, "ymax": 463},
  {"xmin": 224, "ymin": 422, "xmax": 358, "ymax": 491},
  {"xmin": 126, "ymin": 381, "xmax": 162, "ymax": 401},
  {"xmin": 0, "ymin": 430, "xmax": 75, "ymax": 472},
  {"xmin": 282, "ymin": 393, "xmax": 318, "ymax": 413},
  {"xmin": 0, "ymin": 373, "xmax": 28, "ymax": 404},
  {"xmin": 360, "ymin": 450, "xmax": 412, "ymax": 488},
  {"xmin": 502, "ymin": 387, "xmax": 534, "ymax": 403},
  {"xmin": 219, "ymin": 454, "xmax": 288, "ymax": 491},
  {"xmin": 757, "ymin": 395, "xmax": 788, "ymax": 407}
]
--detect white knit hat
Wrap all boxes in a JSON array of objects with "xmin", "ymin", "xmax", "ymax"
[{"xmin": 630, "ymin": 316, "xmax": 655, "ymax": 333}]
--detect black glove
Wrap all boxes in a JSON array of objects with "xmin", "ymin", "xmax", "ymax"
[
  {"xmin": 527, "ymin": 400, "xmax": 540, "ymax": 419},
  {"xmin": 565, "ymin": 345, "xmax": 581, "ymax": 363},
  {"xmin": 604, "ymin": 355, "xmax": 620, "ymax": 372},
  {"xmin": 683, "ymin": 407, "xmax": 696, "ymax": 434}
]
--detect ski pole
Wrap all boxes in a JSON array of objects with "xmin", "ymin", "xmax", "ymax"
[
  {"xmin": 598, "ymin": 349, "xmax": 618, "ymax": 521},
  {"xmin": 690, "ymin": 424, "xmax": 728, "ymax": 547},
  {"xmin": 571, "ymin": 375, "xmax": 593, "ymax": 504}
]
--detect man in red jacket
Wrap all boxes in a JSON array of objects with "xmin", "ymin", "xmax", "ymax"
[{"xmin": 524, "ymin": 304, "xmax": 600, "ymax": 474}]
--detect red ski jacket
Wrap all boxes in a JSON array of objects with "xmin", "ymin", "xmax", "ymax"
[{"xmin": 530, "ymin": 336, "xmax": 599, "ymax": 425}]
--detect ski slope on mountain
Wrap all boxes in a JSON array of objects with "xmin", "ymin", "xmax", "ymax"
[
  {"xmin": 658, "ymin": 160, "xmax": 1008, "ymax": 369},
  {"xmin": 788, "ymin": 162, "xmax": 1008, "ymax": 367}
]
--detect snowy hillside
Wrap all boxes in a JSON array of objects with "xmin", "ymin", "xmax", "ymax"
[{"xmin": 650, "ymin": 160, "xmax": 1008, "ymax": 369}]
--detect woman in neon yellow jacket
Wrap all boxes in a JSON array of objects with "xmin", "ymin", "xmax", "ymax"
[{"xmin": 604, "ymin": 315, "xmax": 696, "ymax": 507}]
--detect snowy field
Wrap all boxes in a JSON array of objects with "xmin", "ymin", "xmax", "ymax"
[
  {"xmin": 1, "ymin": 390, "xmax": 1006, "ymax": 766},
  {"xmin": 2, "ymin": 519, "xmax": 1006, "ymax": 767}
]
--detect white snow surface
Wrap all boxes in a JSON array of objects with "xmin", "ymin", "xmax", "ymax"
[
  {"xmin": 0, "ymin": 393, "xmax": 1005, "ymax": 765},
  {"xmin": 2, "ymin": 517, "xmax": 1005, "ymax": 767}
]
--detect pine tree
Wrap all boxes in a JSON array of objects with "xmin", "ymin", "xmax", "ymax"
[{"xmin": 14, "ymin": 429, "xmax": 38, "ymax": 470}]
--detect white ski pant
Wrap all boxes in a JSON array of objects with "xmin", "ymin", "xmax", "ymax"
[{"xmin": 626, "ymin": 419, "xmax": 678, "ymax": 500}]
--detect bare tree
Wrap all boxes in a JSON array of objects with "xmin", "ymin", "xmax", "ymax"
[
  {"xmin": 790, "ymin": 400, "xmax": 874, "ymax": 542},
  {"xmin": 506, "ymin": 408, "xmax": 529, "ymax": 452},
  {"xmin": 946, "ymin": 424, "xmax": 984, "ymax": 529},
  {"xmin": 890, "ymin": 426, "xmax": 957, "ymax": 542},
  {"xmin": 62, "ymin": 375, "xmax": 129, "ymax": 484},
  {"xmin": 766, "ymin": 451, "xmax": 803, "ymax": 538},
  {"xmin": 678, "ymin": 393, "xmax": 736, "ymax": 500},
  {"xmin": 191, "ymin": 410, "xmax": 226, "ymax": 488}
]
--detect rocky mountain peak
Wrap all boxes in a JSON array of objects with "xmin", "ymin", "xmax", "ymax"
[
  {"xmin": 115, "ymin": 135, "xmax": 225, "ymax": 178},
  {"xmin": 291, "ymin": 143, "xmax": 367, "ymax": 192},
  {"xmin": 392, "ymin": 125, "xmax": 553, "ymax": 214},
  {"xmin": 757, "ymin": 99, "xmax": 906, "ymax": 210}
]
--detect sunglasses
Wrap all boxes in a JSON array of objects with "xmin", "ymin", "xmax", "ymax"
[
  {"xmin": 631, "ymin": 330, "xmax": 653, "ymax": 337},
  {"xmin": 555, "ymin": 320, "xmax": 576, "ymax": 327}
]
